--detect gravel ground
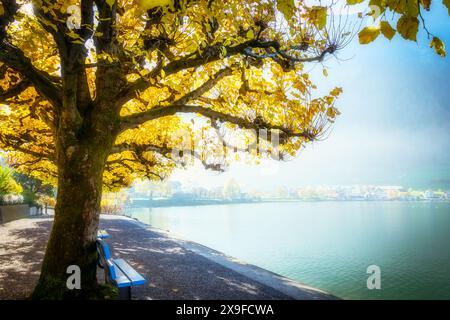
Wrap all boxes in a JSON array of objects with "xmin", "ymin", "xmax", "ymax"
[
  {"xmin": 0, "ymin": 217, "xmax": 52, "ymax": 299},
  {"xmin": 0, "ymin": 215, "xmax": 332, "ymax": 300}
]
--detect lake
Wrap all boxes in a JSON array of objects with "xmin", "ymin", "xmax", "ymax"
[{"xmin": 126, "ymin": 201, "xmax": 450, "ymax": 299}]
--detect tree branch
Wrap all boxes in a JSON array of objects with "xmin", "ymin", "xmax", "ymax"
[
  {"xmin": 0, "ymin": 132, "xmax": 55, "ymax": 160},
  {"xmin": 9, "ymin": 145, "xmax": 55, "ymax": 161},
  {"xmin": 0, "ymin": 79, "xmax": 31, "ymax": 103},
  {"xmin": 0, "ymin": 1, "xmax": 61, "ymax": 106},
  {"xmin": 94, "ymin": 0, "xmax": 117, "ymax": 53},
  {"xmin": 111, "ymin": 142, "xmax": 172, "ymax": 156},
  {"xmin": 116, "ymin": 39, "xmax": 336, "ymax": 108},
  {"xmin": 116, "ymin": 66, "xmax": 232, "ymax": 129},
  {"xmin": 0, "ymin": 42, "xmax": 62, "ymax": 108},
  {"xmin": 120, "ymin": 104, "xmax": 317, "ymax": 141},
  {"xmin": 0, "ymin": 0, "xmax": 18, "ymax": 40},
  {"xmin": 176, "ymin": 67, "xmax": 233, "ymax": 105},
  {"xmin": 110, "ymin": 141, "xmax": 226, "ymax": 172},
  {"xmin": 31, "ymin": 2, "xmax": 69, "ymax": 57},
  {"xmin": 80, "ymin": 0, "xmax": 95, "ymax": 41}
]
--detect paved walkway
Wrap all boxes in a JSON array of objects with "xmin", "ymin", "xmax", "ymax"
[{"xmin": 0, "ymin": 215, "xmax": 335, "ymax": 300}]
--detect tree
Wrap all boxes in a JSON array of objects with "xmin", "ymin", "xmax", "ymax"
[
  {"xmin": 0, "ymin": 0, "xmax": 447, "ymax": 298},
  {"xmin": 13, "ymin": 172, "xmax": 55, "ymax": 206},
  {"xmin": 222, "ymin": 178, "xmax": 241, "ymax": 200},
  {"xmin": 0, "ymin": 165, "xmax": 22, "ymax": 196}
]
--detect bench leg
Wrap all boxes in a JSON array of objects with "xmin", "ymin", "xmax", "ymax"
[{"xmin": 117, "ymin": 287, "xmax": 131, "ymax": 300}]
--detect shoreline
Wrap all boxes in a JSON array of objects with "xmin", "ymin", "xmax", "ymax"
[
  {"xmin": 115, "ymin": 214, "xmax": 338, "ymax": 300},
  {"xmin": 127, "ymin": 198, "xmax": 450, "ymax": 209}
]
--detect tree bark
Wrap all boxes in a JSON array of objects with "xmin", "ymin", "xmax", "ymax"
[{"xmin": 32, "ymin": 127, "xmax": 113, "ymax": 299}]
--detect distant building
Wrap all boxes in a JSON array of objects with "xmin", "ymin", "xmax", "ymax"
[
  {"xmin": 424, "ymin": 190, "xmax": 440, "ymax": 200},
  {"xmin": 379, "ymin": 186, "xmax": 403, "ymax": 200}
]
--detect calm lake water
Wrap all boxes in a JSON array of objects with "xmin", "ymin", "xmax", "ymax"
[{"xmin": 127, "ymin": 201, "xmax": 450, "ymax": 299}]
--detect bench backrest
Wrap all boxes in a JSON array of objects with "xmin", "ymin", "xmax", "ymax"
[
  {"xmin": 97, "ymin": 239, "xmax": 111, "ymax": 260},
  {"xmin": 97, "ymin": 239, "xmax": 117, "ymax": 283}
]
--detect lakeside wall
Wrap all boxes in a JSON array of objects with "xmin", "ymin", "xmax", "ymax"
[{"xmin": 0, "ymin": 205, "xmax": 40, "ymax": 224}]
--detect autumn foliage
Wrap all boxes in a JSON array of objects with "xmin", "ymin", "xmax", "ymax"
[
  {"xmin": 354, "ymin": 0, "xmax": 448, "ymax": 57},
  {"xmin": 0, "ymin": 0, "xmax": 447, "ymax": 298},
  {"xmin": 0, "ymin": 0, "xmax": 346, "ymax": 192}
]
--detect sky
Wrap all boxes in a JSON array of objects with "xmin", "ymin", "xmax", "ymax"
[{"xmin": 170, "ymin": 4, "xmax": 450, "ymax": 191}]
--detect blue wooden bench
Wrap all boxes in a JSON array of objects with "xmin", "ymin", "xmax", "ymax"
[{"xmin": 96, "ymin": 235, "xmax": 145, "ymax": 299}]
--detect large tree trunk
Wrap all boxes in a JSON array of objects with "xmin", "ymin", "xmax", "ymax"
[
  {"xmin": 32, "ymin": 131, "xmax": 112, "ymax": 299},
  {"xmin": 30, "ymin": 47, "xmax": 121, "ymax": 297}
]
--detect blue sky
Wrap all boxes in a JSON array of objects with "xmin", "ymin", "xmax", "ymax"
[{"xmin": 174, "ymin": 5, "xmax": 450, "ymax": 190}]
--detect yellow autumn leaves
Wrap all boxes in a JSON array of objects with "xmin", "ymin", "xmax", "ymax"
[
  {"xmin": 277, "ymin": 0, "xmax": 449, "ymax": 53},
  {"xmin": 358, "ymin": 21, "xmax": 396, "ymax": 44},
  {"xmin": 139, "ymin": 0, "xmax": 173, "ymax": 11},
  {"xmin": 358, "ymin": 26, "xmax": 380, "ymax": 44},
  {"xmin": 2, "ymin": 0, "xmax": 344, "ymax": 188},
  {"xmin": 4, "ymin": 0, "xmax": 449, "ymax": 191},
  {"xmin": 351, "ymin": 0, "xmax": 447, "ymax": 57},
  {"xmin": 379, "ymin": 21, "xmax": 396, "ymax": 40},
  {"xmin": 396, "ymin": 16, "xmax": 419, "ymax": 41},
  {"xmin": 430, "ymin": 37, "xmax": 446, "ymax": 57},
  {"xmin": 308, "ymin": 6, "xmax": 327, "ymax": 29},
  {"xmin": 277, "ymin": 0, "xmax": 296, "ymax": 21},
  {"xmin": 272, "ymin": 0, "xmax": 329, "ymax": 30}
]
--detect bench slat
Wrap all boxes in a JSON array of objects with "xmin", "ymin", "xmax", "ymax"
[
  {"xmin": 113, "ymin": 259, "xmax": 146, "ymax": 286},
  {"xmin": 96, "ymin": 238, "xmax": 145, "ymax": 291},
  {"xmin": 110, "ymin": 261, "xmax": 132, "ymax": 288}
]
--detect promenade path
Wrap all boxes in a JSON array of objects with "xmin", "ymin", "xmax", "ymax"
[{"xmin": 0, "ymin": 214, "xmax": 335, "ymax": 300}]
